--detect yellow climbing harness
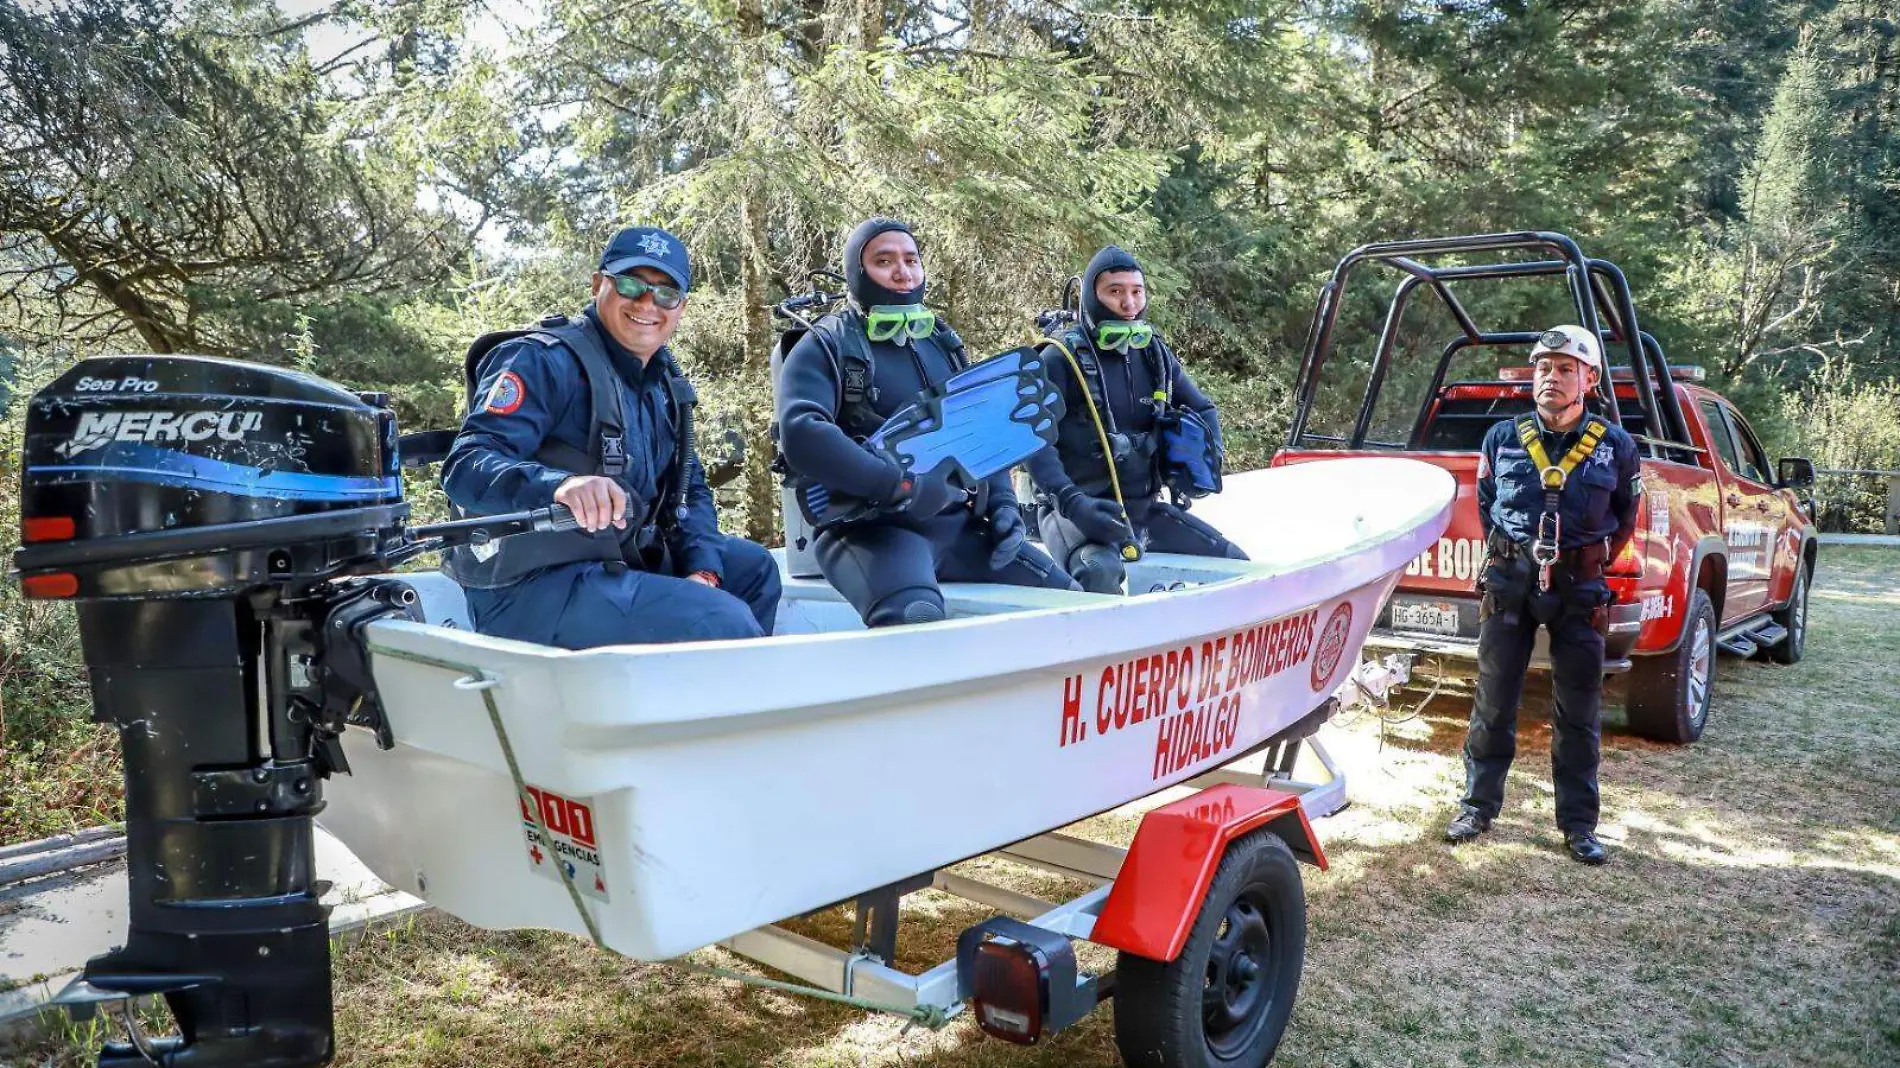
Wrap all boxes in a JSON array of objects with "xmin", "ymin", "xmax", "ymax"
[
  {"xmin": 1515, "ymin": 413, "xmax": 1608, "ymax": 590},
  {"xmin": 1517, "ymin": 413, "xmax": 1608, "ymax": 493}
]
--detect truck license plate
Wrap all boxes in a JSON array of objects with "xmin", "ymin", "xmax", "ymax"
[{"xmin": 1391, "ymin": 601, "xmax": 1460, "ymax": 635}]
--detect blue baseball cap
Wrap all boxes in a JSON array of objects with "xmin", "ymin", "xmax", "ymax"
[{"xmin": 600, "ymin": 226, "xmax": 690, "ymax": 293}]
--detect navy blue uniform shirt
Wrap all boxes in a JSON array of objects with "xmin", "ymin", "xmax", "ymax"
[
  {"xmin": 1477, "ymin": 411, "xmax": 1641, "ymax": 555},
  {"xmin": 442, "ymin": 305, "xmax": 723, "ymax": 577}
]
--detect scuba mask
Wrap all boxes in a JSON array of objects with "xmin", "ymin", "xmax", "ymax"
[
  {"xmin": 865, "ymin": 303, "xmax": 936, "ymax": 344},
  {"xmin": 1093, "ymin": 319, "xmax": 1154, "ymax": 353}
]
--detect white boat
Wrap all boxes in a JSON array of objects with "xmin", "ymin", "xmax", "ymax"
[{"xmin": 316, "ymin": 456, "xmax": 1454, "ymax": 961}]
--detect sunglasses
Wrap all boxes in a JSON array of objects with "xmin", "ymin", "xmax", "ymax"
[
  {"xmin": 865, "ymin": 304, "xmax": 936, "ymax": 343},
  {"xmin": 610, "ymin": 273, "xmax": 685, "ymax": 310},
  {"xmin": 1094, "ymin": 320, "xmax": 1154, "ymax": 351}
]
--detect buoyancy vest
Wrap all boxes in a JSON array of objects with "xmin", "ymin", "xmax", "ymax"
[{"xmin": 442, "ymin": 314, "xmax": 695, "ymax": 588}]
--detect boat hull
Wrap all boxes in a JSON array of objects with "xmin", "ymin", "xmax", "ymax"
[{"xmin": 317, "ymin": 458, "xmax": 1454, "ymax": 960}]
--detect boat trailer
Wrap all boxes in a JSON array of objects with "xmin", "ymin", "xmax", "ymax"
[{"xmin": 8, "ymin": 355, "xmax": 1432, "ymax": 1068}]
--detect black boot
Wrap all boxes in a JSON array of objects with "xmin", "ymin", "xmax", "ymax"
[
  {"xmin": 1564, "ymin": 830, "xmax": 1608, "ymax": 865},
  {"xmin": 1444, "ymin": 805, "xmax": 1493, "ymax": 843}
]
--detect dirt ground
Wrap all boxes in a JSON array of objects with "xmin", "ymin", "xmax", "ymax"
[{"xmin": 13, "ymin": 547, "xmax": 1899, "ymax": 1068}]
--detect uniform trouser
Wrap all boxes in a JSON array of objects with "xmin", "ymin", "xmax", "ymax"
[
  {"xmin": 816, "ymin": 509, "xmax": 1079, "ymax": 628},
  {"xmin": 1461, "ymin": 587, "xmax": 1606, "ymax": 834},
  {"xmin": 1038, "ymin": 494, "xmax": 1247, "ymax": 594},
  {"xmin": 465, "ymin": 534, "xmax": 782, "ymax": 649}
]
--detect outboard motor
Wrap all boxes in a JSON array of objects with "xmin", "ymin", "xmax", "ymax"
[
  {"xmin": 13, "ymin": 356, "xmax": 416, "ymax": 1066},
  {"xmin": 14, "ymin": 355, "xmax": 577, "ymax": 1066}
]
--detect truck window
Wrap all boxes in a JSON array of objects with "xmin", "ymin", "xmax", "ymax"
[
  {"xmin": 1417, "ymin": 395, "xmax": 1531, "ymax": 451},
  {"xmin": 1698, "ymin": 399, "xmax": 1742, "ymax": 473},
  {"xmin": 1722, "ymin": 406, "xmax": 1774, "ymax": 485},
  {"xmin": 1416, "ymin": 393, "xmax": 1648, "ymax": 452}
]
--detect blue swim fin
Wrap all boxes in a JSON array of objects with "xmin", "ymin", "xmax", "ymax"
[{"xmin": 869, "ymin": 346, "xmax": 1064, "ymax": 487}]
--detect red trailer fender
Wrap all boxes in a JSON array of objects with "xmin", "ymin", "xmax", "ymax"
[{"xmin": 1091, "ymin": 784, "xmax": 1326, "ymax": 963}]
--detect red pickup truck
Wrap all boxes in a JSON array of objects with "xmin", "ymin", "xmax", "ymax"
[{"xmin": 1271, "ymin": 233, "xmax": 1818, "ymax": 743}]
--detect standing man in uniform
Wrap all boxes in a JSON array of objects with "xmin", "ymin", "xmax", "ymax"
[
  {"xmin": 441, "ymin": 225, "xmax": 782, "ymax": 648},
  {"xmin": 1444, "ymin": 326, "xmax": 1640, "ymax": 864},
  {"xmin": 1026, "ymin": 245, "xmax": 1245, "ymax": 594}
]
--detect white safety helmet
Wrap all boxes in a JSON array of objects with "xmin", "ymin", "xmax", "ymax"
[{"xmin": 1529, "ymin": 324, "xmax": 1601, "ymax": 371}]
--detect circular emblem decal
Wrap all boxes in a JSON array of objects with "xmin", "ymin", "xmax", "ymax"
[
  {"xmin": 1310, "ymin": 601, "xmax": 1353, "ymax": 692},
  {"xmin": 485, "ymin": 370, "xmax": 526, "ymax": 415}
]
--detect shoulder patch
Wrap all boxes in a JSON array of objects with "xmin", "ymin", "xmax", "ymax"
[
  {"xmin": 484, "ymin": 370, "xmax": 526, "ymax": 415},
  {"xmin": 1476, "ymin": 450, "xmax": 1490, "ymax": 480}
]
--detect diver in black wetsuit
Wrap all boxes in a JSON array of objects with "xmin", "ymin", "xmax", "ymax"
[
  {"xmin": 774, "ymin": 217, "xmax": 1079, "ymax": 627},
  {"xmin": 1027, "ymin": 246, "xmax": 1246, "ymax": 594}
]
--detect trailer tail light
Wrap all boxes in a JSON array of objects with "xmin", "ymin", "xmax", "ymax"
[
  {"xmin": 21, "ymin": 572, "xmax": 79, "ymax": 598},
  {"xmin": 957, "ymin": 917, "xmax": 1096, "ymax": 1047},
  {"xmin": 22, "ymin": 516, "xmax": 75, "ymax": 543},
  {"xmin": 972, "ymin": 940, "xmax": 1047, "ymax": 1044}
]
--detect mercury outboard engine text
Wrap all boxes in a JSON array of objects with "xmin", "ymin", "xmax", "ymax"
[{"xmin": 13, "ymin": 355, "xmax": 590, "ymax": 1067}]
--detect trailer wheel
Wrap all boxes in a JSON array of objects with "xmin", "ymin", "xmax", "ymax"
[
  {"xmin": 1112, "ymin": 830, "xmax": 1305, "ymax": 1068},
  {"xmin": 1626, "ymin": 587, "xmax": 1715, "ymax": 743},
  {"xmin": 1766, "ymin": 564, "xmax": 1810, "ymax": 665}
]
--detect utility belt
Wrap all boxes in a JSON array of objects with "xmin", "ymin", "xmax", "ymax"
[
  {"xmin": 1482, "ymin": 530, "xmax": 1611, "ymax": 625},
  {"xmin": 1485, "ymin": 531, "xmax": 1608, "ymax": 576}
]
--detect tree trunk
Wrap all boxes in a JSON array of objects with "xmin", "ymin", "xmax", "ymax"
[
  {"xmin": 734, "ymin": 0, "xmax": 781, "ymax": 545},
  {"xmin": 42, "ymin": 232, "xmax": 184, "ymax": 354}
]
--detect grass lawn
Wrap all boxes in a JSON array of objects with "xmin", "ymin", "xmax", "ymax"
[{"xmin": 14, "ymin": 548, "xmax": 1899, "ymax": 1068}]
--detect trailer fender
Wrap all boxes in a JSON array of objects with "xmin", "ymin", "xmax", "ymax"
[{"xmin": 1091, "ymin": 785, "xmax": 1326, "ymax": 963}]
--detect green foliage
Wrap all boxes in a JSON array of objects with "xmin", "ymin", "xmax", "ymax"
[{"xmin": 1780, "ymin": 354, "xmax": 1900, "ymax": 532}]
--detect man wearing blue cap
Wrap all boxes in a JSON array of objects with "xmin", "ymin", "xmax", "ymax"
[{"xmin": 440, "ymin": 226, "xmax": 782, "ymax": 648}]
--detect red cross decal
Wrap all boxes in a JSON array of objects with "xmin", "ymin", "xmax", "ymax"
[
  {"xmin": 594, "ymin": 875, "xmax": 606, "ymax": 893},
  {"xmin": 529, "ymin": 845, "xmax": 544, "ymax": 865}
]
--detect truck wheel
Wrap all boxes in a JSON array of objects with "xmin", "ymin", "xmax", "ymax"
[
  {"xmin": 1625, "ymin": 587, "xmax": 1716, "ymax": 743},
  {"xmin": 1113, "ymin": 830, "xmax": 1305, "ymax": 1068},
  {"xmin": 1766, "ymin": 564, "xmax": 1810, "ymax": 665}
]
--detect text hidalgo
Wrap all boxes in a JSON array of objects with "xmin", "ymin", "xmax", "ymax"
[{"xmin": 1057, "ymin": 609, "xmax": 1319, "ymax": 780}]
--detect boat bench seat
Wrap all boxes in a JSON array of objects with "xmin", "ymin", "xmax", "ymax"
[{"xmin": 380, "ymin": 568, "xmax": 1123, "ymax": 642}]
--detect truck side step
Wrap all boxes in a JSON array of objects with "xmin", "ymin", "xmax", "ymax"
[
  {"xmin": 1715, "ymin": 613, "xmax": 1791, "ymax": 657},
  {"xmin": 1750, "ymin": 622, "xmax": 1789, "ymax": 648}
]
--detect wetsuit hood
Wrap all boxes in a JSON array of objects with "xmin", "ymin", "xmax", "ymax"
[
  {"xmin": 844, "ymin": 217, "xmax": 927, "ymax": 310},
  {"xmin": 1081, "ymin": 245, "xmax": 1146, "ymax": 330}
]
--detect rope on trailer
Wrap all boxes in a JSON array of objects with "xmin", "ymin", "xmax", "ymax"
[{"xmin": 362, "ymin": 642, "xmax": 955, "ymax": 1033}]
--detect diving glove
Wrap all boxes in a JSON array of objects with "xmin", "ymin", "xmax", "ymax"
[
  {"xmin": 891, "ymin": 464, "xmax": 962, "ymax": 518},
  {"xmin": 987, "ymin": 503, "xmax": 1027, "ymax": 570},
  {"xmin": 1060, "ymin": 487, "xmax": 1133, "ymax": 547}
]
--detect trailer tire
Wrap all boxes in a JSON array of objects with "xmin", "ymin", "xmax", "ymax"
[
  {"xmin": 1766, "ymin": 564, "xmax": 1810, "ymax": 665},
  {"xmin": 1112, "ymin": 830, "xmax": 1305, "ymax": 1068},
  {"xmin": 1625, "ymin": 587, "xmax": 1715, "ymax": 743}
]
